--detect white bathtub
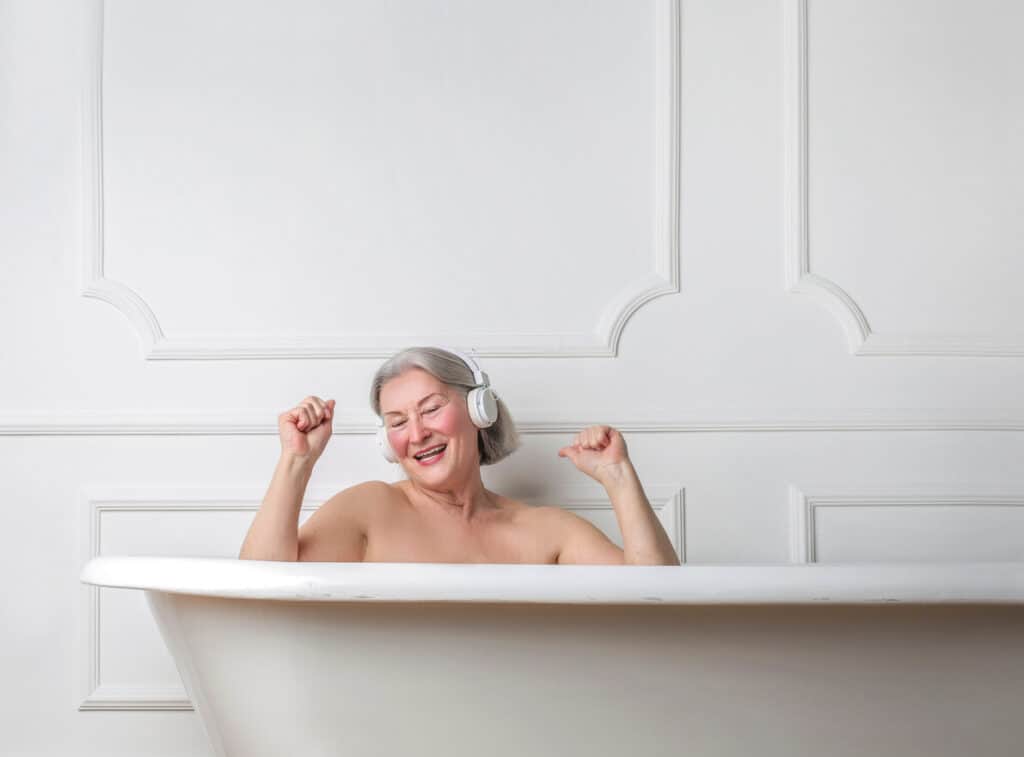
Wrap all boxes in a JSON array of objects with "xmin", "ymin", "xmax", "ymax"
[{"xmin": 80, "ymin": 558, "xmax": 1024, "ymax": 757}]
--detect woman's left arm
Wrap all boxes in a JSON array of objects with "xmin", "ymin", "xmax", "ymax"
[
  {"xmin": 558, "ymin": 425, "xmax": 680, "ymax": 566},
  {"xmin": 599, "ymin": 460, "xmax": 680, "ymax": 566}
]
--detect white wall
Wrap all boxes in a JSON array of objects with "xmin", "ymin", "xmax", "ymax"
[{"xmin": 1, "ymin": 0, "xmax": 1022, "ymax": 754}]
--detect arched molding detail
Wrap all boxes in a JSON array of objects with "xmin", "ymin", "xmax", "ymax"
[
  {"xmin": 81, "ymin": 0, "xmax": 681, "ymax": 360},
  {"xmin": 782, "ymin": 0, "xmax": 1024, "ymax": 357}
]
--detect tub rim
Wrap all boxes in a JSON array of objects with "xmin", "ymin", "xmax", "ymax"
[{"xmin": 78, "ymin": 556, "xmax": 1024, "ymax": 605}]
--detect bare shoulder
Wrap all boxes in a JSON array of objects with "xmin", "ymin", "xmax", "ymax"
[
  {"xmin": 297, "ymin": 480, "xmax": 395, "ymax": 562},
  {"xmin": 535, "ymin": 505, "xmax": 626, "ymax": 565},
  {"xmin": 344, "ymin": 480, "xmax": 407, "ymax": 519},
  {"xmin": 322, "ymin": 480, "xmax": 396, "ymax": 516},
  {"xmin": 502, "ymin": 503, "xmax": 573, "ymax": 551}
]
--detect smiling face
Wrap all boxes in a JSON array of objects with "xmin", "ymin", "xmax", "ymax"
[{"xmin": 379, "ymin": 368, "xmax": 480, "ymax": 480}]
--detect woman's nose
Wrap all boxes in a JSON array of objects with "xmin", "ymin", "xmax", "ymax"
[{"xmin": 407, "ymin": 414, "xmax": 431, "ymax": 442}]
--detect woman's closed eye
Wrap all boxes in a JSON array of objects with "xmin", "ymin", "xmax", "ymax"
[{"xmin": 390, "ymin": 407, "xmax": 440, "ymax": 428}]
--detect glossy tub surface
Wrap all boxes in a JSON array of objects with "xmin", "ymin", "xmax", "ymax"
[{"xmin": 80, "ymin": 558, "xmax": 1024, "ymax": 757}]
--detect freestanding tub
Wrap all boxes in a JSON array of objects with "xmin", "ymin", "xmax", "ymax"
[{"xmin": 80, "ymin": 558, "xmax": 1024, "ymax": 757}]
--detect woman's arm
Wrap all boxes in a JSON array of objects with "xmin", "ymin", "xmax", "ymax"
[
  {"xmin": 557, "ymin": 425, "xmax": 679, "ymax": 566},
  {"xmin": 241, "ymin": 395, "xmax": 335, "ymax": 561},
  {"xmin": 239, "ymin": 452, "xmax": 314, "ymax": 561},
  {"xmin": 599, "ymin": 460, "xmax": 679, "ymax": 565}
]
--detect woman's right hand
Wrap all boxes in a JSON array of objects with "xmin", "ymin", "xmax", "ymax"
[{"xmin": 278, "ymin": 396, "xmax": 336, "ymax": 462}]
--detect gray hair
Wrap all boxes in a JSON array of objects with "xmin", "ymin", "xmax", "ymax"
[{"xmin": 369, "ymin": 346, "xmax": 521, "ymax": 466}]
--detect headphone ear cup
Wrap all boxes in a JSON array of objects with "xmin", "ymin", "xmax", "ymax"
[
  {"xmin": 466, "ymin": 387, "xmax": 499, "ymax": 428},
  {"xmin": 376, "ymin": 424, "xmax": 398, "ymax": 463}
]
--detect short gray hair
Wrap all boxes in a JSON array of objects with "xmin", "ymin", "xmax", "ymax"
[{"xmin": 369, "ymin": 346, "xmax": 521, "ymax": 466}]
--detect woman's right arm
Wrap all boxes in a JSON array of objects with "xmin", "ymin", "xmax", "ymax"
[
  {"xmin": 238, "ymin": 396, "xmax": 336, "ymax": 561},
  {"xmin": 238, "ymin": 452, "xmax": 316, "ymax": 561}
]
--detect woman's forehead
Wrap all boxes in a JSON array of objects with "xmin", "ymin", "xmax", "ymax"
[{"xmin": 380, "ymin": 369, "xmax": 447, "ymax": 409}]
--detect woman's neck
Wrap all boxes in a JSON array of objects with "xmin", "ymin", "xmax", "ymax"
[{"xmin": 403, "ymin": 475, "xmax": 498, "ymax": 524}]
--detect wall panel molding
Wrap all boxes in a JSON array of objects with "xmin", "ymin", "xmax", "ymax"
[
  {"xmin": 76, "ymin": 484, "xmax": 684, "ymax": 710},
  {"xmin": 76, "ymin": 489, "xmax": 288, "ymax": 711},
  {"xmin": 788, "ymin": 485, "xmax": 1024, "ymax": 563},
  {"xmin": 782, "ymin": 0, "xmax": 1024, "ymax": 357},
  {"xmin": 8, "ymin": 408, "xmax": 1024, "ymax": 436},
  {"xmin": 80, "ymin": 0, "xmax": 680, "ymax": 360}
]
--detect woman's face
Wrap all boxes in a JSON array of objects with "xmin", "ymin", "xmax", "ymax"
[{"xmin": 379, "ymin": 368, "xmax": 478, "ymax": 480}]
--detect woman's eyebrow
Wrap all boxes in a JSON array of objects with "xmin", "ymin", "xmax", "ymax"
[{"xmin": 383, "ymin": 393, "xmax": 445, "ymax": 418}]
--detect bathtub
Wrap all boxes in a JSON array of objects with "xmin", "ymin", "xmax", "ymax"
[{"xmin": 80, "ymin": 557, "xmax": 1024, "ymax": 757}]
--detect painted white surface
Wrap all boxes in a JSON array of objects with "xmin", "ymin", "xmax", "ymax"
[
  {"xmin": 143, "ymin": 583, "xmax": 1024, "ymax": 756},
  {"xmin": 81, "ymin": 556, "xmax": 1024, "ymax": 604},
  {"xmin": 1, "ymin": 0, "xmax": 1023, "ymax": 754}
]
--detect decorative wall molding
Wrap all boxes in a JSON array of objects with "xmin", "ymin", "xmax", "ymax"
[
  {"xmin": 78, "ymin": 490, "xmax": 315, "ymax": 710},
  {"xmin": 10, "ymin": 407, "xmax": 1024, "ymax": 436},
  {"xmin": 782, "ymin": 0, "xmax": 1024, "ymax": 357},
  {"xmin": 788, "ymin": 485, "xmax": 1024, "ymax": 563},
  {"xmin": 80, "ymin": 0, "xmax": 680, "ymax": 360},
  {"xmin": 76, "ymin": 484, "xmax": 684, "ymax": 711},
  {"xmin": 76, "ymin": 488, "xmax": 309, "ymax": 711}
]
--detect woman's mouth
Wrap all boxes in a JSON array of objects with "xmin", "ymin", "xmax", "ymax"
[{"xmin": 413, "ymin": 444, "xmax": 447, "ymax": 466}]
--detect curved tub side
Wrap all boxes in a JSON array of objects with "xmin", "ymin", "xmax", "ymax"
[
  {"xmin": 137, "ymin": 591, "xmax": 1024, "ymax": 757},
  {"xmin": 145, "ymin": 592, "xmax": 227, "ymax": 757}
]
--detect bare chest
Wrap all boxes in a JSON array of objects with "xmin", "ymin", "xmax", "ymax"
[{"xmin": 364, "ymin": 494, "xmax": 559, "ymax": 565}]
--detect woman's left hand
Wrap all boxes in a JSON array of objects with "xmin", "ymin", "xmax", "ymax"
[{"xmin": 558, "ymin": 425, "xmax": 631, "ymax": 486}]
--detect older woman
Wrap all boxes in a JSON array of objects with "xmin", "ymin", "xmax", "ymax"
[{"xmin": 239, "ymin": 346, "xmax": 678, "ymax": 565}]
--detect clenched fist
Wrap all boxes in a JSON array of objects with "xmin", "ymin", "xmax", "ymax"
[
  {"xmin": 279, "ymin": 396, "xmax": 335, "ymax": 462},
  {"xmin": 557, "ymin": 424, "xmax": 631, "ymax": 486}
]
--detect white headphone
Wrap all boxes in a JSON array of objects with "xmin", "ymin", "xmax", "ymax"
[{"xmin": 375, "ymin": 346, "xmax": 500, "ymax": 464}]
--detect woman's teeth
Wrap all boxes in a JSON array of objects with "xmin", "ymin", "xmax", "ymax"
[{"xmin": 414, "ymin": 444, "xmax": 447, "ymax": 463}]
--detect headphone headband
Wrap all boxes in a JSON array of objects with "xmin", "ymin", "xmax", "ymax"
[{"xmin": 435, "ymin": 344, "xmax": 489, "ymax": 388}]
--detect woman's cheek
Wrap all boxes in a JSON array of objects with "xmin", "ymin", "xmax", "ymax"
[
  {"xmin": 436, "ymin": 408, "xmax": 463, "ymax": 437},
  {"xmin": 388, "ymin": 429, "xmax": 407, "ymax": 458}
]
